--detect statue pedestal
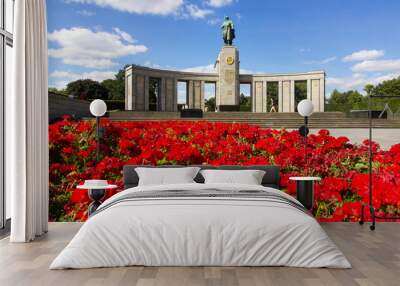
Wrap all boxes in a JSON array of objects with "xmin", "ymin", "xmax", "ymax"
[{"xmin": 216, "ymin": 46, "xmax": 240, "ymax": 111}]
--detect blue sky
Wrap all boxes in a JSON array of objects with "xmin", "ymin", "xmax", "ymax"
[{"xmin": 47, "ymin": 0, "xmax": 400, "ymax": 97}]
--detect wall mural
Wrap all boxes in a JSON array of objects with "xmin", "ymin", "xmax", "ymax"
[{"xmin": 49, "ymin": 117, "xmax": 400, "ymax": 222}]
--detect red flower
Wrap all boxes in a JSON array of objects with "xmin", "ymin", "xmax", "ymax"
[
  {"xmin": 48, "ymin": 118, "xmax": 400, "ymax": 222},
  {"xmin": 70, "ymin": 188, "xmax": 89, "ymax": 204}
]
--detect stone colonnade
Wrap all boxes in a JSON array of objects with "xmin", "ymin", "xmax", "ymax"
[
  {"xmin": 125, "ymin": 65, "xmax": 325, "ymax": 112},
  {"xmin": 243, "ymin": 72, "xmax": 325, "ymax": 112},
  {"xmin": 125, "ymin": 65, "xmax": 218, "ymax": 111}
]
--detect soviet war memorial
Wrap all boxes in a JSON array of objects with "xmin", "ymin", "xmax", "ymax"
[
  {"xmin": 124, "ymin": 16, "xmax": 325, "ymax": 113},
  {"xmin": 2, "ymin": 1, "xmax": 400, "ymax": 285}
]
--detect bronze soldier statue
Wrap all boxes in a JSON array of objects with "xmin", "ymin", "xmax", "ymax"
[{"xmin": 221, "ymin": 16, "xmax": 235, "ymax": 45}]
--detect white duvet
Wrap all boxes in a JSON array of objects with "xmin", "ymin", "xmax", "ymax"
[{"xmin": 50, "ymin": 183, "xmax": 351, "ymax": 269}]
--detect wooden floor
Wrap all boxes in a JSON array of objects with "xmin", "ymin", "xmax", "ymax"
[{"xmin": 0, "ymin": 222, "xmax": 399, "ymax": 286}]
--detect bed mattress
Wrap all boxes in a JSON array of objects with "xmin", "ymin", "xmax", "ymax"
[{"xmin": 50, "ymin": 183, "xmax": 351, "ymax": 269}]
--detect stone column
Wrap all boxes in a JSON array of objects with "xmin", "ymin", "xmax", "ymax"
[
  {"xmin": 263, "ymin": 81, "xmax": 267, "ymax": 112},
  {"xmin": 278, "ymin": 81, "xmax": 283, "ymax": 112},
  {"xmin": 131, "ymin": 75, "xmax": 136, "ymax": 111},
  {"xmin": 254, "ymin": 81, "xmax": 264, "ymax": 113},
  {"xmin": 251, "ymin": 82, "xmax": 256, "ymax": 112},
  {"xmin": 200, "ymin": 81, "xmax": 205, "ymax": 111},
  {"xmin": 216, "ymin": 46, "xmax": 240, "ymax": 108},
  {"xmin": 160, "ymin": 78, "xmax": 166, "ymax": 111},
  {"xmin": 188, "ymin": 80, "xmax": 194, "ymax": 108},
  {"xmin": 193, "ymin": 80, "xmax": 202, "ymax": 109},
  {"xmin": 311, "ymin": 79, "xmax": 321, "ymax": 112},
  {"xmin": 290, "ymin": 80, "xmax": 295, "ymax": 112},
  {"xmin": 164, "ymin": 78, "xmax": 174, "ymax": 112},
  {"xmin": 125, "ymin": 72, "xmax": 130, "ymax": 110},
  {"xmin": 282, "ymin": 81, "xmax": 291, "ymax": 112},
  {"xmin": 215, "ymin": 80, "xmax": 220, "ymax": 111},
  {"xmin": 307, "ymin": 79, "xmax": 311, "ymax": 100},
  {"xmin": 319, "ymin": 77, "xmax": 325, "ymax": 112},
  {"xmin": 144, "ymin": 76, "xmax": 149, "ymax": 111},
  {"xmin": 173, "ymin": 78, "xmax": 178, "ymax": 111},
  {"xmin": 135, "ymin": 75, "xmax": 145, "ymax": 111}
]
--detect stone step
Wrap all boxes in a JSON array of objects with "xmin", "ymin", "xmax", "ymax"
[
  {"xmin": 108, "ymin": 117, "xmax": 393, "ymax": 123},
  {"xmin": 109, "ymin": 111, "xmax": 346, "ymax": 119},
  {"xmin": 107, "ymin": 117, "xmax": 400, "ymax": 128},
  {"xmin": 107, "ymin": 111, "xmax": 400, "ymax": 128}
]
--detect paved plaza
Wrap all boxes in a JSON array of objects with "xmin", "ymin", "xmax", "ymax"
[{"xmin": 309, "ymin": 128, "xmax": 400, "ymax": 150}]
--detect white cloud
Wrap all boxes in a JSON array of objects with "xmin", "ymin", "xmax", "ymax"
[
  {"xmin": 206, "ymin": 0, "xmax": 233, "ymax": 8},
  {"xmin": 49, "ymin": 70, "xmax": 116, "ymax": 89},
  {"xmin": 351, "ymin": 59, "xmax": 400, "ymax": 73},
  {"xmin": 48, "ymin": 27, "xmax": 147, "ymax": 69},
  {"xmin": 113, "ymin": 27, "xmax": 136, "ymax": 43},
  {"xmin": 368, "ymin": 72, "xmax": 400, "ymax": 85},
  {"xmin": 181, "ymin": 64, "xmax": 260, "ymax": 74},
  {"xmin": 77, "ymin": 9, "xmax": 95, "ymax": 16},
  {"xmin": 326, "ymin": 72, "xmax": 400, "ymax": 94},
  {"xmin": 299, "ymin": 48, "xmax": 311, "ymax": 53},
  {"xmin": 182, "ymin": 64, "xmax": 216, "ymax": 73},
  {"xmin": 185, "ymin": 4, "xmax": 213, "ymax": 19},
  {"xmin": 343, "ymin": 49, "xmax": 384, "ymax": 62},
  {"xmin": 68, "ymin": 0, "xmax": 221, "ymax": 20},
  {"xmin": 207, "ymin": 18, "xmax": 220, "ymax": 25},
  {"xmin": 143, "ymin": 61, "xmax": 163, "ymax": 69},
  {"xmin": 326, "ymin": 76, "xmax": 366, "ymax": 91},
  {"xmin": 67, "ymin": 0, "xmax": 184, "ymax": 15},
  {"xmin": 304, "ymin": 56, "xmax": 337, "ymax": 65},
  {"xmin": 240, "ymin": 68, "xmax": 258, "ymax": 74}
]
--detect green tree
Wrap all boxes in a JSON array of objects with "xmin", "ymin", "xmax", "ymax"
[
  {"xmin": 371, "ymin": 77, "xmax": 400, "ymax": 97},
  {"xmin": 364, "ymin": 84, "xmax": 374, "ymax": 96},
  {"xmin": 66, "ymin": 79, "xmax": 109, "ymax": 100},
  {"xmin": 100, "ymin": 68, "xmax": 126, "ymax": 100},
  {"xmin": 295, "ymin": 81, "xmax": 307, "ymax": 111},
  {"xmin": 327, "ymin": 89, "xmax": 365, "ymax": 112},
  {"xmin": 205, "ymin": 97, "xmax": 216, "ymax": 112},
  {"xmin": 368, "ymin": 77, "xmax": 400, "ymax": 111},
  {"xmin": 48, "ymin": 87, "xmax": 67, "ymax": 96},
  {"xmin": 239, "ymin": 93, "xmax": 251, "ymax": 111}
]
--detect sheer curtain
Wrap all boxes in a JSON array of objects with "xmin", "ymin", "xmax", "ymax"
[{"xmin": 7, "ymin": 0, "xmax": 48, "ymax": 242}]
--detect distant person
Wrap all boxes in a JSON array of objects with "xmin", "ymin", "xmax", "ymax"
[{"xmin": 269, "ymin": 98, "xmax": 277, "ymax": 112}]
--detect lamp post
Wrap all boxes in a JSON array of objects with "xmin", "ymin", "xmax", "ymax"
[
  {"xmin": 297, "ymin": 99, "xmax": 314, "ymax": 170},
  {"xmin": 89, "ymin": 99, "xmax": 107, "ymax": 162},
  {"xmin": 290, "ymin": 99, "xmax": 319, "ymax": 211}
]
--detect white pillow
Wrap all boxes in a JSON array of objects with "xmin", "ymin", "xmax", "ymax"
[
  {"xmin": 135, "ymin": 167, "xmax": 200, "ymax": 186},
  {"xmin": 200, "ymin": 169, "xmax": 266, "ymax": 185}
]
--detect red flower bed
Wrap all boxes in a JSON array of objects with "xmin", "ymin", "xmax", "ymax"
[{"xmin": 49, "ymin": 116, "xmax": 400, "ymax": 222}]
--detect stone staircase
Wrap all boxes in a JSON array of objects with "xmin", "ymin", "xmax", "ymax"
[{"xmin": 107, "ymin": 111, "xmax": 400, "ymax": 128}]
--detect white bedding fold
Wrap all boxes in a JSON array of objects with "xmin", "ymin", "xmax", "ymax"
[{"xmin": 50, "ymin": 183, "xmax": 351, "ymax": 269}]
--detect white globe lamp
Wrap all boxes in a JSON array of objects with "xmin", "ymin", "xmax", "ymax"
[
  {"xmin": 89, "ymin": 99, "xmax": 107, "ymax": 162},
  {"xmin": 90, "ymin": 99, "xmax": 107, "ymax": 117},
  {"xmin": 297, "ymin": 99, "xmax": 314, "ymax": 174},
  {"xmin": 297, "ymin": 99, "xmax": 314, "ymax": 117}
]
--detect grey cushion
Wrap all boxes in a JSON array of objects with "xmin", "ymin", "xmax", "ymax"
[{"xmin": 123, "ymin": 165, "xmax": 280, "ymax": 190}]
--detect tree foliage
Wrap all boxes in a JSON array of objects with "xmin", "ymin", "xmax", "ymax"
[
  {"xmin": 327, "ymin": 89, "xmax": 364, "ymax": 112},
  {"xmin": 100, "ymin": 68, "xmax": 125, "ymax": 100},
  {"xmin": 205, "ymin": 97, "xmax": 216, "ymax": 112},
  {"xmin": 295, "ymin": 81, "xmax": 307, "ymax": 111},
  {"xmin": 327, "ymin": 76, "xmax": 400, "ymax": 112},
  {"xmin": 371, "ymin": 77, "xmax": 400, "ymax": 97},
  {"xmin": 50, "ymin": 66, "xmax": 127, "ymax": 101},
  {"xmin": 66, "ymin": 79, "xmax": 110, "ymax": 100},
  {"xmin": 240, "ymin": 93, "xmax": 251, "ymax": 111}
]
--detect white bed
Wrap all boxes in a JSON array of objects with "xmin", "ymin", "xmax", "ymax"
[{"xmin": 50, "ymin": 183, "xmax": 351, "ymax": 269}]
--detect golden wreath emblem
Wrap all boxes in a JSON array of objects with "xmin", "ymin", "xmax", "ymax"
[{"xmin": 226, "ymin": 56, "xmax": 235, "ymax": 65}]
